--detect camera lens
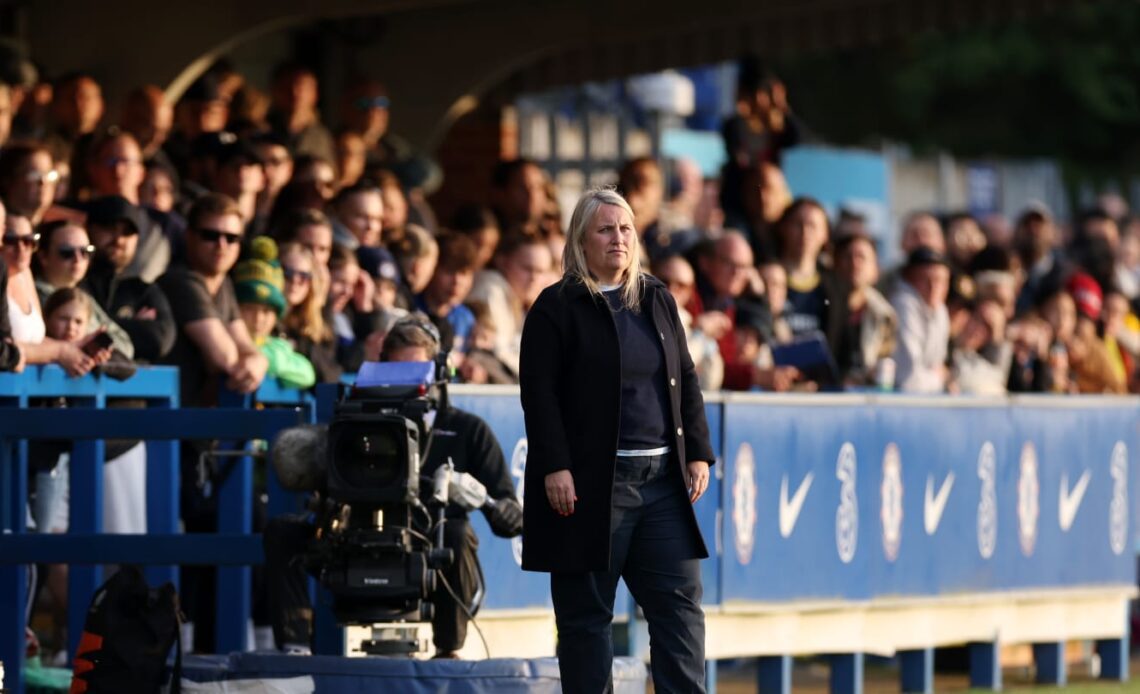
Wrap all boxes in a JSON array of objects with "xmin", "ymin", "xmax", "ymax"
[{"xmin": 333, "ymin": 425, "xmax": 403, "ymax": 487}]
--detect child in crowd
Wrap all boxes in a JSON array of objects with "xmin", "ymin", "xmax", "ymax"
[{"xmin": 233, "ymin": 237, "xmax": 316, "ymax": 390}]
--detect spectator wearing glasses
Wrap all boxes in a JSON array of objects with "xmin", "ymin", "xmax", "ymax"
[
  {"xmin": 79, "ymin": 130, "xmax": 173, "ymax": 283},
  {"xmin": 0, "ymin": 143, "xmax": 62, "ymax": 226},
  {"xmin": 157, "ymin": 193, "xmax": 269, "ymax": 652},
  {"xmin": 32, "ymin": 220, "xmax": 133, "ymax": 358},
  {"xmin": 340, "ymin": 78, "xmax": 413, "ymax": 166},
  {"xmin": 4, "ymin": 213, "xmax": 103, "ymax": 375},
  {"xmin": 0, "ymin": 202, "xmax": 24, "ymax": 371},
  {"xmin": 277, "ymin": 240, "xmax": 340, "ymax": 384},
  {"xmin": 81, "ymin": 196, "xmax": 176, "ymax": 363},
  {"xmin": 157, "ymin": 193, "xmax": 268, "ymax": 407}
]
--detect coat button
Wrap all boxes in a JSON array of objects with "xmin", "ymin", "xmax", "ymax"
[
  {"xmin": 676, "ymin": 427, "xmax": 683, "ymax": 436},
  {"xmin": 670, "ymin": 377, "xmax": 677, "ymax": 387},
  {"xmin": 659, "ymin": 332, "xmax": 665, "ymax": 341}
]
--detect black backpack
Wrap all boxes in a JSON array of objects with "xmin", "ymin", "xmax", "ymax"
[{"xmin": 69, "ymin": 565, "xmax": 182, "ymax": 694}]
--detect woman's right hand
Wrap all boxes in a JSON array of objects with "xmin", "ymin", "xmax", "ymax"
[
  {"xmin": 545, "ymin": 470, "xmax": 577, "ymax": 516},
  {"xmin": 57, "ymin": 342, "xmax": 95, "ymax": 377}
]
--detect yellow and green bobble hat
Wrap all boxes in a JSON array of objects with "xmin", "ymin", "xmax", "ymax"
[{"xmin": 233, "ymin": 236, "xmax": 287, "ymax": 317}]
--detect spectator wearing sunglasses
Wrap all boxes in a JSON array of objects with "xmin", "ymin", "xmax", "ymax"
[
  {"xmin": 3, "ymin": 213, "xmax": 103, "ymax": 375},
  {"xmin": 277, "ymin": 240, "xmax": 340, "ymax": 384},
  {"xmin": 157, "ymin": 193, "xmax": 268, "ymax": 406},
  {"xmin": 0, "ymin": 143, "xmax": 62, "ymax": 226},
  {"xmin": 340, "ymin": 78, "xmax": 414, "ymax": 166},
  {"xmin": 0, "ymin": 202, "xmax": 24, "ymax": 372},
  {"xmin": 82, "ymin": 196, "xmax": 176, "ymax": 363},
  {"xmin": 32, "ymin": 220, "xmax": 133, "ymax": 358}
]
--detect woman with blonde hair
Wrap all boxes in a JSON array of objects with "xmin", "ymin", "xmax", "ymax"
[
  {"xmin": 520, "ymin": 186, "xmax": 713, "ymax": 692},
  {"xmin": 277, "ymin": 241, "xmax": 341, "ymax": 383}
]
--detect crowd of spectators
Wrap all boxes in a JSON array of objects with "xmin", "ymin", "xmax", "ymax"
[{"xmin": 1, "ymin": 54, "xmax": 1139, "ymax": 657}]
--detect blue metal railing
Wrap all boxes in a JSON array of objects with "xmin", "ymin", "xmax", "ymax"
[{"xmin": 0, "ymin": 366, "xmax": 324, "ymax": 693}]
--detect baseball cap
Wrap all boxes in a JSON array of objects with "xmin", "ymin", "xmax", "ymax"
[
  {"xmin": 85, "ymin": 195, "xmax": 148, "ymax": 234},
  {"xmin": 1066, "ymin": 271, "xmax": 1103, "ymax": 321},
  {"xmin": 903, "ymin": 246, "xmax": 950, "ymax": 270}
]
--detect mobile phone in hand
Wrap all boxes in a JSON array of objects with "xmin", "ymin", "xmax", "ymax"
[{"xmin": 82, "ymin": 331, "xmax": 114, "ymax": 357}]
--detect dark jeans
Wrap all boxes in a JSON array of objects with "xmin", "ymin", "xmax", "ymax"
[
  {"xmin": 551, "ymin": 453, "xmax": 706, "ymax": 694},
  {"xmin": 262, "ymin": 513, "xmax": 480, "ymax": 653}
]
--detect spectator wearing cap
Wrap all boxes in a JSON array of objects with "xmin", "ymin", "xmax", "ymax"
[
  {"xmin": 1064, "ymin": 271, "xmax": 1125, "ymax": 394},
  {"xmin": 233, "ymin": 237, "xmax": 315, "ymax": 389},
  {"xmin": 81, "ymin": 195, "xmax": 176, "ymax": 362},
  {"xmin": 890, "ymin": 247, "xmax": 951, "ymax": 393},
  {"xmin": 827, "ymin": 232, "xmax": 897, "ymax": 387},
  {"xmin": 212, "ymin": 139, "xmax": 267, "ymax": 234},
  {"xmin": 267, "ymin": 63, "xmax": 335, "ymax": 164},
  {"xmin": 416, "ymin": 233, "xmax": 477, "ymax": 355},
  {"xmin": 777, "ymin": 197, "xmax": 832, "ymax": 337},
  {"xmin": 468, "ymin": 232, "xmax": 554, "ymax": 376},
  {"xmin": 879, "ymin": 212, "xmax": 945, "ymax": 299},
  {"xmin": 33, "ymin": 220, "xmax": 133, "ymax": 358},
  {"xmin": 79, "ymin": 130, "xmax": 175, "ymax": 282},
  {"xmin": 328, "ymin": 180, "xmax": 383, "ymax": 250},
  {"xmin": 277, "ymin": 240, "xmax": 340, "ymax": 384}
]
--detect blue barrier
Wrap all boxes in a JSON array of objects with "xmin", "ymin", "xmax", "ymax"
[
  {"xmin": 0, "ymin": 371, "xmax": 1137, "ymax": 693},
  {"xmin": 0, "ymin": 366, "xmax": 315, "ymax": 694}
]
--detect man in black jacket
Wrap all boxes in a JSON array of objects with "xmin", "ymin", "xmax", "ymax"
[
  {"xmin": 82, "ymin": 195, "xmax": 176, "ymax": 363},
  {"xmin": 263, "ymin": 316, "xmax": 523, "ymax": 658}
]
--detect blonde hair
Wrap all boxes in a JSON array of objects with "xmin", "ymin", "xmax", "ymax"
[
  {"xmin": 279, "ymin": 241, "xmax": 331, "ymax": 343},
  {"xmin": 563, "ymin": 187, "xmax": 643, "ymax": 311}
]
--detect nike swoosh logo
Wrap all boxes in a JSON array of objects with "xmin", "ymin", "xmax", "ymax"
[
  {"xmin": 924, "ymin": 472, "xmax": 955, "ymax": 535},
  {"xmin": 779, "ymin": 472, "xmax": 814, "ymax": 538},
  {"xmin": 1059, "ymin": 470, "xmax": 1091, "ymax": 532}
]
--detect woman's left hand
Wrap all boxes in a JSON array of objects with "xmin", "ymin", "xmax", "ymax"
[{"xmin": 686, "ymin": 461, "xmax": 710, "ymax": 503}]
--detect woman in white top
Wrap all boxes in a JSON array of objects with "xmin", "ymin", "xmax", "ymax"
[{"xmin": 3, "ymin": 213, "xmax": 102, "ymax": 375}]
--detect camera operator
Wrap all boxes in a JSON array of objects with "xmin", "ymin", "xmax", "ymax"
[{"xmin": 263, "ymin": 315, "xmax": 523, "ymax": 658}]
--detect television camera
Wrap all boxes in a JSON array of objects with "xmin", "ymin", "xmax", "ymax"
[{"xmin": 269, "ymin": 358, "xmax": 498, "ymax": 655}]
